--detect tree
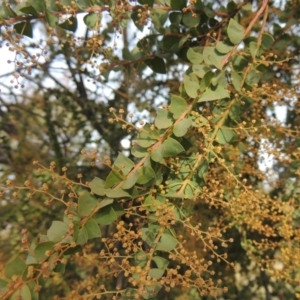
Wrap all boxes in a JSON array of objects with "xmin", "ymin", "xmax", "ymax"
[{"xmin": 1, "ymin": 0, "xmax": 300, "ymax": 299}]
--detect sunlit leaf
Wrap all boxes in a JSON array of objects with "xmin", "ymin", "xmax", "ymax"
[
  {"xmin": 198, "ymin": 85, "xmax": 229, "ymax": 102},
  {"xmin": 35, "ymin": 241, "xmax": 55, "ymax": 261},
  {"xmin": 5, "ymin": 256, "xmax": 26, "ymax": 279},
  {"xmin": 78, "ymin": 191, "xmax": 98, "ymax": 216},
  {"xmin": 216, "ymin": 127, "xmax": 235, "ymax": 144},
  {"xmin": 47, "ymin": 221, "xmax": 69, "ymax": 243},
  {"xmin": 173, "ymin": 118, "xmax": 192, "ymax": 137},
  {"xmin": 83, "ymin": 13, "xmax": 99, "ymax": 29},
  {"xmin": 156, "ymin": 234, "xmax": 178, "ymax": 251},
  {"xmin": 89, "ymin": 177, "xmax": 108, "ymax": 196},
  {"xmin": 169, "ymin": 95, "xmax": 188, "ymax": 119},
  {"xmin": 187, "ymin": 48, "xmax": 203, "ymax": 64},
  {"xmin": 94, "ymin": 203, "xmax": 124, "ymax": 225},
  {"xmin": 155, "ymin": 108, "xmax": 173, "ymax": 129},
  {"xmin": 184, "ymin": 73, "xmax": 199, "ymax": 98},
  {"xmin": 228, "ymin": 18, "xmax": 245, "ymax": 44}
]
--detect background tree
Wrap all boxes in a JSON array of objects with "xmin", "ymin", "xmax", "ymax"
[{"xmin": 0, "ymin": 0, "xmax": 300, "ymax": 299}]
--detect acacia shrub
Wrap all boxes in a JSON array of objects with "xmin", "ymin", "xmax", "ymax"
[{"xmin": 0, "ymin": 0, "xmax": 300, "ymax": 299}]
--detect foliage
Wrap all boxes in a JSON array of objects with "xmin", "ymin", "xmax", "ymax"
[{"xmin": 0, "ymin": 0, "xmax": 300, "ymax": 299}]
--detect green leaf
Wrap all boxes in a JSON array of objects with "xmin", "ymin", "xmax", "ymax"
[
  {"xmin": 76, "ymin": 0, "xmax": 91, "ymax": 9},
  {"xmin": 10, "ymin": 284, "xmax": 31, "ymax": 300},
  {"xmin": 211, "ymin": 71, "xmax": 227, "ymax": 87},
  {"xmin": 5, "ymin": 256, "xmax": 26, "ymax": 279},
  {"xmin": 0, "ymin": 278, "xmax": 8, "ymax": 293},
  {"xmin": 78, "ymin": 191, "xmax": 98, "ymax": 217},
  {"xmin": 113, "ymin": 152, "xmax": 135, "ymax": 176},
  {"xmin": 19, "ymin": 5, "xmax": 38, "ymax": 16},
  {"xmin": 122, "ymin": 170, "xmax": 139, "ymax": 189},
  {"xmin": 47, "ymin": 221, "xmax": 69, "ymax": 243},
  {"xmin": 233, "ymin": 56, "xmax": 248, "ymax": 71},
  {"xmin": 198, "ymin": 160, "xmax": 209, "ymax": 179},
  {"xmin": 94, "ymin": 203, "xmax": 125, "ymax": 225},
  {"xmin": 144, "ymin": 194, "xmax": 163, "ymax": 212},
  {"xmin": 246, "ymin": 70, "xmax": 261, "ymax": 86},
  {"xmin": 216, "ymin": 41, "xmax": 233, "ymax": 54},
  {"xmin": 152, "ymin": 256, "xmax": 169, "ymax": 270},
  {"xmin": 203, "ymin": 47, "xmax": 226, "ymax": 70},
  {"xmin": 198, "ymin": 85, "xmax": 229, "ymax": 102},
  {"xmin": 169, "ymin": 12, "xmax": 182, "ymax": 25},
  {"xmin": 161, "ymin": 137, "xmax": 185, "ymax": 157},
  {"xmin": 141, "ymin": 226, "xmax": 160, "ymax": 247},
  {"xmin": 76, "ymin": 227, "xmax": 88, "ymax": 245},
  {"xmin": 187, "ymin": 48, "xmax": 203, "ymax": 64},
  {"xmin": 155, "ymin": 108, "xmax": 173, "ymax": 129},
  {"xmin": 132, "ymin": 144, "xmax": 149, "ymax": 157},
  {"xmin": 131, "ymin": 10, "xmax": 144, "ymax": 31},
  {"xmin": 35, "ymin": 241, "xmax": 55, "ymax": 261},
  {"xmin": 169, "ymin": 95, "xmax": 187, "ymax": 119},
  {"xmin": 134, "ymin": 251, "xmax": 148, "ymax": 267},
  {"xmin": 184, "ymin": 73, "xmax": 199, "ymax": 98},
  {"xmin": 58, "ymin": 16, "xmax": 78, "ymax": 32},
  {"xmin": 136, "ymin": 123, "xmax": 159, "ymax": 148},
  {"xmin": 85, "ymin": 219, "xmax": 101, "ymax": 239},
  {"xmin": 193, "ymin": 64, "xmax": 210, "ymax": 78},
  {"xmin": 170, "ymin": 0, "xmax": 186, "ymax": 10},
  {"xmin": 138, "ymin": 0, "xmax": 154, "ymax": 6},
  {"xmin": 105, "ymin": 169, "xmax": 124, "ymax": 188},
  {"xmin": 45, "ymin": 10, "xmax": 58, "ymax": 27},
  {"xmin": 231, "ymin": 71, "xmax": 242, "ymax": 91},
  {"xmin": 261, "ymin": 33, "xmax": 274, "ymax": 50},
  {"xmin": 249, "ymin": 41, "xmax": 262, "ymax": 58},
  {"xmin": 150, "ymin": 144, "xmax": 165, "ymax": 163},
  {"xmin": 122, "ymin": 288, "xmax": 138, "ymax": 300},
  {"xmin": 151, "ymin": 8, "xmax": 168, "ymax": 32},
  {"xmin": 173, "ymin": 118, "xmax": 192, "ymax": 137},
  {"xmin": 148, "ymin": 268, "xmax": 164, "ymax": 279},
  {"xmin": 106, "ymin": 188, "xmax": 130, "ymax": 198},
  {"xmin": 216, "ymin": 127, "xmax": 235, "ymax": 144},
  {"xmin": 161, "ymin": 35, "xmax": 181, "ymax": 53},
  {"xmin": 156, "ymin": 233, "xmax": 178, "ymax": 251},
  {"xmin": 83, "ymin": 13, "xmax": 99, "ymax": 29},
  {"xmin": 14, "ymin": 22, "xmax": 32, "ymax": 38},
  {"xmin": 182, "ymin": 12, "xmax": 200, "ymax": 28},
  {"xmin": 227, "ymin": 18, "xmax": 245, "ymax": 44},
  {"xmin": 142, "ymin": 284, "xmax": 162, "ymax": 299},
  {"xmin": 0, "ymin": 3, "xmax": 17, "ymax": 18},
  {"xmin": 204, "ymin": 6, "xmax": 214, "ymax": 18},
  {"xmin": 89, "ymin": 177, "xmax": 108, "ymax": 196},
  {"xmin": 146, "ymin": 57, "xmax": 166, "ymax": 74},
  {"xmin": 137, "ymin": 165, "xmax": 156, "ymax": 184},
  {"xmin": 230, "ymin": 102, "xmax": 242, "ymax": 122}
]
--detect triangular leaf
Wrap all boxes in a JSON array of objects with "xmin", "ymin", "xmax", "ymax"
[
  {"xmin": 184, "ymin": 73, "xmax": 199, "ymax": 98},
  {"xmin": 155, "ymin": 108, "xmax": 173, "ymax": 129},
  {"xmin": 5, "ymin": 256, "xmax": 26, "ymax": 279},
  {"xmin": 156, "ymin": 234, "xmax": 178, "ymax": 251},
  {"xmin": 85, "ymin": 219, "xmax": 101, "ymax": 239},
  {"xmin": 198, "ymin": 85, "xmax": 230, "ymax": 102},
  {"xmin": 169, "ymin": 95, "xmax": 187, "ymax": 119},
  {"xmin": 173, "ymin": 118, "xmax": 192, "ymax": 137},
  {"xmin": 145, "ymin": 57, "xmax": 166, "ymax": 74},
  {"xmin": 47, "ymin": 221, "xmax": 69, "ymax": 243},
  {"xmin": 161, "ymin": 137, "xmax": 185, "ymax": 157},
  {"xmin": 78, "ymin": 191, "xmax": 98, "ymax": 216},
  {"xmin": 89, "ymin": 177, "xmax": 108, "ymax": 196},
  {"xmin": 216, "ymin": 127, "xmax": 235, "ymax": 144}
]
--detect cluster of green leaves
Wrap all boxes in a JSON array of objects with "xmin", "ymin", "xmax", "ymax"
[{"xmin": 1, "ymin": 0, "xmax": 300, "ymax": 299}]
